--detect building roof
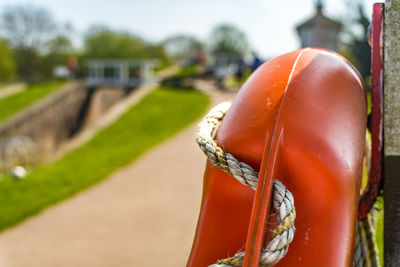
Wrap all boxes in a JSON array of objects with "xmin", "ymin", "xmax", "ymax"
[
  {"xmin": 296, "ymin": 3, "xmax": 342, "ymax": 33},
  {"xmin": 85, "ymin": 59, "xmax": 158, "ymax": 67}
]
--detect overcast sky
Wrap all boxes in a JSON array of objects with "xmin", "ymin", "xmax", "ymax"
[{"xmin": 0, "ymin": 0, "xmax": 380, "ymax": 58}]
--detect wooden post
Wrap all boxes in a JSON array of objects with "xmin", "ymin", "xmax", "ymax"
[{"xmin": 384, "ymin": 0, "xmax": 400, "ymax": 266}]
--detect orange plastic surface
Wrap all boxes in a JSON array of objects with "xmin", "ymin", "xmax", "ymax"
[{"xmin": 187, "ymin": 48, "xmax": 367, "ymax": 267}]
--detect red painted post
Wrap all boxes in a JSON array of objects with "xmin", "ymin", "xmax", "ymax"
[{"xmin": 358, "ymin": 3, "xmax": 384, "ymax": 221}]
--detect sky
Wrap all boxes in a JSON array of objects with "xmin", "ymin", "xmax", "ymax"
[{"xmin": 0, "ymin": 0, "xmax": 381, "ymax": 58}]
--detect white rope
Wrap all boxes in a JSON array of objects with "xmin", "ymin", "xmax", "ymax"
[
  {"xmin": 196, "ymin": 102, "xmax": 380, "ymax": 267},
  {"xmin": 195, "ymin": 102, "xmax": 296, "ymax": 267}
]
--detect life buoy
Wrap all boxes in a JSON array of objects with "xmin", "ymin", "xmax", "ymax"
[{"xmin": 187, "ymin": 48, "xmax": 367, "ymax": 267}]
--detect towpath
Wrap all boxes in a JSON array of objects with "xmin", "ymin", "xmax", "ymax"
[
  {"xmin": 0, "ymin": 83, "xmax": 25, "ymax": 100},
  {"xmin": 0, "ymin": 81, "xmax": 235, "ymax": 267}
]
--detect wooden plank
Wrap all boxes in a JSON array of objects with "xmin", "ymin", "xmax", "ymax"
[{"xmin": 384, "ymin": 0, "xmax": 400, "ymax": 265}]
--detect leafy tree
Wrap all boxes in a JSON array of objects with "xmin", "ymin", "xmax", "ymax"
[
  {"xmin": 83, "ymin": 27, "xmax": 148, "ymax": 59},
  {"xmin": 13, "ymin": 47, "xmax": 39, "ymax": 82},
  {"xmin": 38, "ymin": 35, "xmax": 75, "ymax": 78},
  {"xmin": 83, "ymin": 26, "xmax": 170, "ymax": 67},
  {"xmin": 351, "ymin": 5, "xmax": 370, "ymax": 79},
  {"xmin": 145, "ymin": 43, "xmax": 170, "ymax": 67},
  {"xmin": 340, "ymin": 3, "xmax": 371, "ymax": 80},
  {"xmin": 208, "ymin": 23, "xmax": 249, "ymax": 56},
  {"xmin": 0, "ymin": 39, "xmax": 15, "ymax": 81},
  {"xmin": 45, "ymin": 35, "xmax": 74, "ymax": 56}
]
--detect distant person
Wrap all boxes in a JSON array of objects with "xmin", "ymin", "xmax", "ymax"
[
  {"xmin": 234, "ymin": 53, "xmax": 246, "ymax": 86},
  {"xmin": 251, "ymin": 52, "xmax": 263, "ymax": 72},
  {"xmin": 67, "ymin": 57, "xmax": 78, "ymax": 79},
  {"xmin": 214, "ymin": 64, "xmax": 227, "ymax": 90},
  {"xmin": 194, "ymin": 51, "xmax": 207, "ymax": 67}
]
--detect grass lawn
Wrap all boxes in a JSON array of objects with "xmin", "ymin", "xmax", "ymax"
[
  {"xmin": 0, "ymin": 87, "xmax": 209, "ymax": 231},
  {"xmin": 0, "ymin": 81, "xmax": 65, "ymax": 122}
]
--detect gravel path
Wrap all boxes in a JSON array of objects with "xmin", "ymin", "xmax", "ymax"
[{"xmin": 0, "ymin": 84, "xmax": 235, "ymax": 267}]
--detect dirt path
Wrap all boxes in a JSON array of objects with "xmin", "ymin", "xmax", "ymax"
[
  {"xmin": 0, "ymin": 85, "xmax": 235, "ymax": 267},
  {"xmin": 0, "ymin": 83, "xmax": 25, "ymax": 100}
]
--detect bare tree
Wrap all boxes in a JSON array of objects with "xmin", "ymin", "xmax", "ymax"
[
  {"xmin": 1, "ymin": 4, "xmax": 56, "ymax": 50},
  {"xmin": 0, "ymin": 4, "xmax": 58, "ymax": 81}
]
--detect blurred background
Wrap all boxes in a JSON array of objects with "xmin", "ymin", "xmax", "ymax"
[
  {"xmin": 0, "ymin": 0, "xmax": 375, "ymax": 85},
  {"xmin": 0, "ymin": 0, "xmax": 382, "ymax": 266}
]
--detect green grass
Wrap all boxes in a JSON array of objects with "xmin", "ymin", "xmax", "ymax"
[
  {"xmin": 0, "ymin": 81, "xmax": 65, "ymax": 122},
  {"xmin": 0, "ymin": 87, "xmax": 209, "ymax": 231},
  {"xmin": 171, "ymin": 66, "xmax": 201, "ymax": 79},
  {"xmin": 367, "ymin": 92, "xmax": 371, "ymax": 115},
  {"xmin": 375, "ymin": 198, "xmax": 384, "ymax": 266}
]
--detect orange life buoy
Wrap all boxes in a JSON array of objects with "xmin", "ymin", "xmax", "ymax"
[{"xmin": 187, "ymin": 48, "xmax": 367, "ymax": 267}]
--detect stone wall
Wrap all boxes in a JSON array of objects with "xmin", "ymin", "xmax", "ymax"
[
  {"xmin": 84, "ymin": 87, "xmax": 128, "ymax": 126},
  {"xmin": 0, "ymin": 82, "xmax": 128, "ymax": 162}
]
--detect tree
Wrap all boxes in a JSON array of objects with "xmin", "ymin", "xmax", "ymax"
[
  {"xmin": 145, "ymin": 43, "xmax": 170, "ymax": 67},
  {"xmin": 340, "ymin": 3, "xmax": 371, "ymax": 80},
  {"xmin": 1, "ymin": 5, "xmax": 56, "ymax": 50},
  {"xmin": 349, "ymin": 4, "xmax": 370, "ymax": 79},
  {"xmin": 0, "ymin": 39, "xmax": 15, "ymax": 81},
  {"xmin": 163, "ymin": 34, "xmax": 203, "ymax": 62},
  {"xmin": 83, "ymin": 26, "xmax": 170, "ymax": 66},
  {"xmin": 208, "ymin": 23, "xmax": 249, "ymax": 56},
  {"xmin": 38, "ymin": 35, "xmax": 75, "ymax": 78},
  {"xmin": 83, "ymin": 27, "xmax": 148, "ymax": 59},
  {"xmin": 45, "ymin": 35, "xmax": 74, "ymax": 56},
  {"xmin": 0, "ymin": 4, "xmax": 57, "ymax": 81}
]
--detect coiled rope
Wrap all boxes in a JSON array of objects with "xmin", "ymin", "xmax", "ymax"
[{"xmin": 195, "ymin": 102, "xmax": 296, "ymax": 267}]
